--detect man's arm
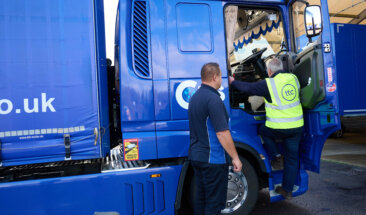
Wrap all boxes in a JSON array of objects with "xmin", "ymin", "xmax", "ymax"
[
  {"xmin": 208, "ymin": 98, "xmax": 242, "ymax": 172},
  {"xmin": 229, "ymin": 76, "xmax": 271, "ymax": 101},
  {"xmin": 216, "ymin": 130, "xmax": 242, "ymax": 172}
]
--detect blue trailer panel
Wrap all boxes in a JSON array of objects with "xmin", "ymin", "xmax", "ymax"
[
  {"xmin": 332, "ymin": 23, "xmax": 366, "ymax": 116},
  {"xmin": 0, "ymin": 0, "xmax": 109, "ymax": 166}
]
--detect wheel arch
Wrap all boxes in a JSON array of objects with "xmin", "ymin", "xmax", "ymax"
[
  {"xmin": 235, "ymin": 142, "xmax": 269, "ymax": 189},
  {"xmin": 175, "ymin": 143, "xmax": 270, "ymax": 214},
  {"xmin": 175, "ymin": 160, "xmax": 193, "ymax": 214}
]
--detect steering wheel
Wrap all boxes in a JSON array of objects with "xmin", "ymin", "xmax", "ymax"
[
  {"xmin": 263, "ymin": 49, "xmax": 287, "ymax": 62},
  {"xmin": 240, "ymin": 47, "xmax": 267, "ymax": 65},
  {"xmin": 238, "ymin": 47, "xmax": 268, "ymax": 79}
]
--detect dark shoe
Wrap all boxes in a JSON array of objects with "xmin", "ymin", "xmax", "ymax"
[
  {"xmin": 275, "ymin": 186, "xmax": 292, "ymax": 200},
  {"xmin": 271, "ymin": 156, "xmax": 284, "ymax": 170}
]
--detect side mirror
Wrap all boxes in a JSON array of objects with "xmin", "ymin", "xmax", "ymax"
[{"xmin": 304, "ymin": 5, "xmax": 322, "ymax": 37}]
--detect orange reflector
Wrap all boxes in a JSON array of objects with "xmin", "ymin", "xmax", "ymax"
[{"xmin": 150, "ymin": 174, "xmax": 161, "ymax": 178}]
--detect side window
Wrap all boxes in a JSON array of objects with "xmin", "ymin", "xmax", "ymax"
[
  {"xmin": 291, "ymin": 0, "xmax": 325, "ymax": 110},
  {"xmin": 226, "ymin": 6, "xmax": 286, "ymax": 113},
  {"xmin": 291, "ymin": 0, "xmax": 321, "ymax": 53},
  {"xmin": 176, "ymin": 3, "xmax": 212, "ymax": 52},
  {"xmin": 165, "ymin": 0, "xmax": 226, "ymax": 79}
]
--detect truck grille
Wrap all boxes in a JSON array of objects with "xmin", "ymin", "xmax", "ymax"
[
  {"xmin": 0, "ymin": 159, "xmax": 101, "ymax": 183},
  {"xmin": 0, "ymin": 146, "xmax": 149, "ymax": 182},
  {"xmin": 133, "ymin": 0, "xmax": 150, "ymax": 78}
]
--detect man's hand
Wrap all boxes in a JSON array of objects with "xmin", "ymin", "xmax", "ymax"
[
  {"xmin": 232, "ymin": 158, "xmax": 242, "ymax": 173},
  {"xmin": 216, "ymin": 130, "xmax": 242, "ymax": 172},
  {"xmin": 229, "ymin": 76, "xmax": 235, "ymax": 85}
]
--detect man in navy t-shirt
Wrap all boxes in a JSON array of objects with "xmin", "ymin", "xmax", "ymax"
[{"xmin": 188, "ymin": 62, "xmax": 242, "ymax": 215}]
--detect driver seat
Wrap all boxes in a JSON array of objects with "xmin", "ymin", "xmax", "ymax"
[{"xmin": 278, "ymin": 52, "xmax": 297, "ymax": 74}]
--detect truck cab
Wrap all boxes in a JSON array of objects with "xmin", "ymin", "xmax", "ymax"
[
  {"xmin": 115, "ymin": 0, "xmax": 339, "ymax": 213},
  {"xmin": 0, "ymin": 0, "xmax": 340, "ymax": 214}
]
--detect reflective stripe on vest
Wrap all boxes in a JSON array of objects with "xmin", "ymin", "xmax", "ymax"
[
  {"xmin": 266, "ymin": 115, "xmax": 303, "ymax": 123},
  {"xmin": 265, "ymin": 100, "xmax": 301, "ymax": 110},
  {"xmin": 265, "ymin": 73, "xmax": 304, "ymax": 129},
  {"xmin": 269, "ymin": 78, "xmax": 282, "ymax": 106}
]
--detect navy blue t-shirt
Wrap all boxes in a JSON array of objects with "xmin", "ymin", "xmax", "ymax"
[{"xmin": 188, "ymin": 84, "xmax": 229, "ymax": 164}]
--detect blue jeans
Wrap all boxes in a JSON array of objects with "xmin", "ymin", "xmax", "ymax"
[
  {"xmin": 259, "ymin": 124, "xmax": 303, "ymax": 192},
  {"xmin": 190, "ymin": 161, "xmax": 228, "ymax": 215}
]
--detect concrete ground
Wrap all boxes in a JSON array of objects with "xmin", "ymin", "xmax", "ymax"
[
  {"xmin": 322, "ymin": 131, "xmax": 366, "ymax": 167},
  {"xmin": 251, "ymin": 160, "xmax": 366, "ymax": 215},
  {"xmin": 251, "ymin": 130, "xmax": 366, "ymax": 215}
]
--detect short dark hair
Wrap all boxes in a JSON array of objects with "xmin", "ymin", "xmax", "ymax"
[{"xmin": 201, "ymin": 62, "xmax": 221, "ymax": 82}]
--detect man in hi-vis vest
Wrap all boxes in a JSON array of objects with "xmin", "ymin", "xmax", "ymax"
[{"xmin": 229, "ymin": 58, "xmax": 303, "ymax": 200}]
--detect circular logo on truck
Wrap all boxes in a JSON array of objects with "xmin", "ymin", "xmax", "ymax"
[
  {"xmin": 176, "ymin": 80, "xmax": 198, "ymax": 110},
  {"xmin": 281, "ymin": 84, "xmax": 297, "ymax": 101},
  {"xmin": 182, "ymin": 87, "xmax": 197, "ymax": 103},
  {"xmin": 176, "ymin": 80, "xmax": 226, "ymax": 110}
]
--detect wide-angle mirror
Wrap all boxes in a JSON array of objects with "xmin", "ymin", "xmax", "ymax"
[{"xmin": 305, "ymin": 5, "xmax": 322, "ymax": 37}]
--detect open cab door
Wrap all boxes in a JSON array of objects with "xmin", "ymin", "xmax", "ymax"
[
  {"xmin": 289, "ymin": 0, "xmax": 340, "ymax": 173},
  {"xmin": 269, "ymin": 0, "xmax": 340, "ymax": 202},
  {"xmin": 224, "ymin": 0, "xmax": 340, "ymax": 203}
]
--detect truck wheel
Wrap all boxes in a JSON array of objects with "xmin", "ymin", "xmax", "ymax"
[
  {"xmin": 334, "ymin": 129, "xmax": 344, "ymax": 138},
  {"xmin": 221, "ymin": 156, "xmax": 259, "ymax": 215},
  {"xmin": 331, "ymin": 122, "xmax": 345, "ymax": 138}
]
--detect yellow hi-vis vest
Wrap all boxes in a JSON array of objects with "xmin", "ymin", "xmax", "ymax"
[{"xmin": 264, "ymin": 73, "xmax": 304, "ymax": 129}]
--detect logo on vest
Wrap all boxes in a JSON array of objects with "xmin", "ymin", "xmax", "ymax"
[{"xmin": 281, "ymin": 84, "xmax": 297, "ymax": 101}]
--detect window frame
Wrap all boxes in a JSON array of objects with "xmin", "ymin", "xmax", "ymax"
[
  {"xmin": 223, "ymin": 4, "xmax": 289, "ymax": 66},
  {"xmin": 289, "ymin": 0, "xmax": 322, "ymax": 53}
]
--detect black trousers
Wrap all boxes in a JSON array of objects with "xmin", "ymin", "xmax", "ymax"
[{"xmin": 191, "ymin": 161, "xmax": 228, "ymax": 215}]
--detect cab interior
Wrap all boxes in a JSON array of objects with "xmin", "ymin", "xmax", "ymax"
[{"xmin": 225, "ymin": 5, "xmax": 325, "ymax": 113}]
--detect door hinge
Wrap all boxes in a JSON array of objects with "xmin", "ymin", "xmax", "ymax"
[{"xmin": 323, "ymin": 43, "xmax": 331, "ymax": 53}]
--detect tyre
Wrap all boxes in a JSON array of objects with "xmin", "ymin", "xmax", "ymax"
[
  {"xmin": 330, "ymin": 122, "xmax": 345, "ymax": 138},
  {"xmin": 188, "ymin": 157, "xmax": 259, "ymax": 215},
  {"xmin": 334, "ymin": 129, "xmax": 344, "ymax": 138},
  {"xmin": 221, "ymin": 156, "xmax": 259, "ymax": 215}
]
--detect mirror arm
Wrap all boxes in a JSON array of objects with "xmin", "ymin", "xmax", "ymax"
[
  {"xmin": 304, "ymin": 5, "xmax": 322, "ymax": 41},
  {"xmin": 308, "ymin": 36, "xmax": 312, "ymax": 44},
  {"xmin": 295, "ymin": 0, "xmax": 309, "ymax": 6},
  {"xmin": 307, "ymin": 22, "xmax": 313, "ymax": 43}
]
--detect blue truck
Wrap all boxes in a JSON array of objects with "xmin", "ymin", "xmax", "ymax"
[
  {"xmin": 331, "ymin": 23, "xmax": 366, "ymax": 136},
  {"xmin": 0, "ymin": 0, "xmax": 340, "ymax": 214}
]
